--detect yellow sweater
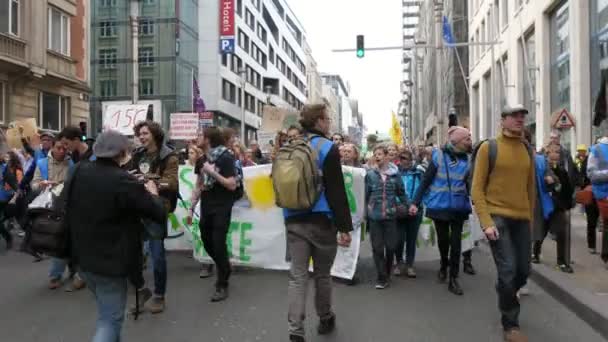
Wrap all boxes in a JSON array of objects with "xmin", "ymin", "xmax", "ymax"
[{"xmin": 471, "ymin": 132, "xmax": 536, "ymax": 228}]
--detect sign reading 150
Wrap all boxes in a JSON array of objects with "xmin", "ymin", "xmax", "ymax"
[{"xmin": 108, "ymin": 108, "xmax": 147, "ymax": 129}]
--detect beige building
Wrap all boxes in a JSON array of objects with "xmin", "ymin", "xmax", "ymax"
[
  {"xmin": 469, "ymin": 0, "xmax": 603, "ymax": 151},
  {"xmin": 303, "ymin": 39, "xmax": 322, "ymax": 104},
  {"xmin": 0, "ymin": 0, "xmax": 90, "ymax": 132}
]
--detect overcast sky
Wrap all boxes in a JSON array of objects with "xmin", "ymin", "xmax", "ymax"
[{"xmin": 288, "ymin": 0, "xmax": 403, "ymax": 136}]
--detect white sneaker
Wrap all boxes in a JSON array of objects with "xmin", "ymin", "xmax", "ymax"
[{"xmin": 517, "ymin": 287, "xmax": 530, "ymax": 299}]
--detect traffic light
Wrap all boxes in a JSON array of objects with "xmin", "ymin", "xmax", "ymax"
[
  {"xmin": 356, "ymin": 35, "xmax": 364, "ymax": 58},
  {"xmin": 79, "ymin": 121, "xmax": 87, "ymax": 141}
]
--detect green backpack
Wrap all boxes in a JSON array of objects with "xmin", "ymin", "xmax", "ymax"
[{"xmin": 272, "ymin": 135, "xmax": 324, "ymax": 210}]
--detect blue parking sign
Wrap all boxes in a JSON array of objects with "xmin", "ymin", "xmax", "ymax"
[{"xmin": 220, "ymin": 37, "xmax": 235, "ymax": 54}]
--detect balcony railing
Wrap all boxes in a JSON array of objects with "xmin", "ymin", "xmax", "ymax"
[
  {"xmin": 47, "ymin": 50, "xmax": 77, "ymax": 80},
  {"xmin": 0, "ymin": 32, "xmax": 26, "ymax": 62}
]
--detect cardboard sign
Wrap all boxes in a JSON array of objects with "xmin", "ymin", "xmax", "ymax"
[
  {"xmin": 256, "ymin": 131, "xmax": 276, "ymax": 154},
  {"xmin": 170, "ymin": 113, "xmax": 199, "ymax": 140},
  {"xmin": 102, "ymin": 104, "xmax": 149, "ymax": 135},
  {"xmin": 261, "ymin": 106, "xmax": 299, "ymax": 132},
  {"xmin": 6, "ymin": 118, "xmax": 39, "ymax": 150}
]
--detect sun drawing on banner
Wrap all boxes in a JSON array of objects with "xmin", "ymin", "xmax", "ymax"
[{"xmin": 244, "ymin": 175, "xmax": 276, "ymax": 210}]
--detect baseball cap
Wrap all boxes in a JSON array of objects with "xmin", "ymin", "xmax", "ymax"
[{"xmin": 501, "ymin": 105, "xmax": 529, "ymax": 118}]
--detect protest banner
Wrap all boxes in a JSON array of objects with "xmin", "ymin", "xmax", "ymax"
[
  {"xmin": 103, "ymin": 104, "xmax": 149, "ymax": 135},
  {"xmin": 199, "ymin": 111, "xmax": 214, "ymax": 130},
  {"xmin": 5, "ymin": 118, "xmax": 39, "ymax": 149},
  {"xmin": 261, "ymin": 106, "xmax": 299, "ymax": 132},
  {"xmin": 169, "ymin": 113, "xmax": 199, "ymax": 140},
  {"xmin": 165, "ymin": 165, "xmax": 483, "ymax": 279},
  {"xmin": 256, "ymin": 131, "xmax": 276, "ymax": 153}
]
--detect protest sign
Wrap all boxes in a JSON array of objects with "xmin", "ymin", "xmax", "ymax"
[
  {"xmin": 5, "ymin": 118, "xmax": 39, "ymax": 149},
  {"xmin": 261, "ymin": 106, "xmax": 299, "ymax": 132},
  {"xmin": 169, "ymin": 113, "xmax": 199, "ymax": 140},
  {"xmin": 103, "ymin": 104, "xmax": 149, "ymax": 135},
  {"xmin": 256, "ymin": 131, "xmax": 276, "ymax": 153},
  {"xmin": 199, "ymin": 111, "xmax": 214, "ymax": 130}
]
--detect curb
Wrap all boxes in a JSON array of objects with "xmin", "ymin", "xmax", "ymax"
[{"xmin": 529, "ymin": 263, "xmax": 608, "ymax": 340}]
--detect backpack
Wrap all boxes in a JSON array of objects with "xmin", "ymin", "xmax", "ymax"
[
  {"xmin": 469, "ymin": 138, "xmax": 533, "ymax": 186},
  {"xmin": 271, "ymin": 134, "xmax": 325, "ymax": 210}
]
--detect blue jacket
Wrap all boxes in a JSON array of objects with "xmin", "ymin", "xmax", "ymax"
[
  {"xmin": 535, "ymin": 154, "xmax": 555, "ymax": 220},
  {"xmin": 423, "ymin": 148, "xmax": 472, "ymax": 215},
  {"xmin": 284, "ymin": 135, "xmax": 334, "ymax": 219},
  {"xmin": 589, "ymin": 142, "xmax": 608, "ymax": 200},
  {"xmin": 365, "ymin": 163, "xmax": 408, "ymax": 221},
  {"xmin": 400, "ymin": 164, "xmax": 425, "ymax": 202}
]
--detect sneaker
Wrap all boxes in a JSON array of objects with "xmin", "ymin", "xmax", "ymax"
[
  {"xmin": 516, "ymin": 287, "xmax": 530, "ymax": 300},
  {"xmin": 65, "ymin": 274, "xmax": 86, "ymax": 292},
  {"xmin": 531, "ymin": 255, "xmax": 540, "ymax": 264},
  {"xmin": 590, "ymin": 248, "xmax": 598, "ymax": 255},
  {"xmin": 145, "ymin": 296, "xmax": 166, "ymax": 314},
  {"xmin": 393, "ymin": 264, "xmax": 402, "ymax": 276},
  {"xmin": 129, "ymin": 288, "xmax": 153, "ymax": 315},
  {"xmin": 199, "ymin": 264, "xmax": 214, "ymax": 278},
  {"xmin": 211, "ymin": 287, "xmax": 229, "ymax": 302},
  {"xmin": 448, "ymin": 277, "xmax": 464, "ymax": 296},
  {"xmin": 48, "ymin": 278, "xmax": 62, "ymax": 290},
  {"xmin": 406, "ymin": 267, "xmax": 417, "ymax": 278},
  {"xmin": 375, "ymin": 281, "xmax": 389, "ymax": 290},
  {"xmin": 317, "ymin": 314, "xmax": 336, "ymax": 335},
  {"xmin": 557, "ymin": 264, "xmax": 574, "ymax": 274},
  {"xmin": 463, "ymin": 262, "xmax": 476, "ymax": 275},
  {"xmin": 504, "ymin": 328, "xmax": 528, "ymax": 342},
  {"xmin": 289, "ymin": 334, "xmax": 305, "ymax": 342},
  {"xmin": 437, "ymin": 268, "xmax": 447, "ymax": 283}
]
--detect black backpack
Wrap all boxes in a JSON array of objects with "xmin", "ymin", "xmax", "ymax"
[{"xmin": 469, "ymin": 138, "xmax": 533, "ymax": 187}]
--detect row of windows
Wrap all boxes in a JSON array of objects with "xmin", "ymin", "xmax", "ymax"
[
  {"xmin": 221, "ymin": 78, "xmax": 264, "ymax": 116},
  {"xmin": 221, "ymin": 54, "xmax": 263, "ymax": 91},
  {"xmin": 238, "ymin": 29, "xmax": 268, "ymax": 69},
  {"xmin": 97, "ymin": 47, "xmax": 156, "ymax": 69},
  {"xmin": 275, "ymin": 56, "xmax": 305, "ymax": 94},
  {"xmin": 281, "ymin": 38, "xmax": 306, "ymax": 74},
  {"xmin": 99, "ymin": 19, "xmax": 154, "ymax": 38},
  {"xmin": 99, "ymin": 79, "xmax": 153, "ymax": 97},
  {"xmin": 100, "ymin": 0, "xmax": 155, "ymax": 7},
  {"xmin": 282, "ymin": 87, "xmax": 303, "ymax": 110}
]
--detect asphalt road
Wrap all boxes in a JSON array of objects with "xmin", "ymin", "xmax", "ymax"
[{"xmin": 0, "ymin": 241, "xmax": 604, "ymax": 342}]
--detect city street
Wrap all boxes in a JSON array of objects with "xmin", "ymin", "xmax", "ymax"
[{"xmin": 0, "ymin": 243, "xmax": 604, "ymax": 342}]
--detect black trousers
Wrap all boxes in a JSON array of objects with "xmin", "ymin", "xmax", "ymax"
[
  {"xmin": 585, "ymin": 202, "xmax": 599, "ymax": 250},
  {"xmin": 533, "ymin": 210, "xmax": 567, "ymax": 265},
  {"xmin": 370, "ymin": 220, "xmax": 398, "ymax": 283},
  {"xmin": 433, "ymin": 219, "xmax": 465, "ymax": 277},
  {"xmin": 200, "ymin": 206, "xmax": 233, "ymax": 289}
]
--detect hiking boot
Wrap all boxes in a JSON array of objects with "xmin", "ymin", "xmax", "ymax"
[
  {"xmin": 406, "ymin": 266, "xmax": 417, "ymax": 278},
  {"xmin": 448, "ymin": 277, "xmax": 464, "ymax": 296},
  {"xmin": 437, "ymin": 268, "xmax": 447, "ymax": 283},
  {"xmin": 48, "ymin": 278, "xmax": 62, "ymax": 290},
  {"xmin": 145, "ymin": 296, "xmax": 166, "ymax": 314},
  {"xmin": 558, "ymin": 264, "xmax": 574, "ymax": 274},
  {"xmin": 65, "ymin": 274, "xmax": 86, "ymax": 292},
  {"xmin": 289, "ymin": 334, "xmax": 305, "ymax": 342},
  {"xmin": 375, "ymin": 281, "xmax": 389, "ymax": 290},
  {"xmin": 129, "ymin": 288, "xmax": 153, "ymax": 315},
  {"xmin": 211, "ymin": 287, "xmax": 229, "ymax": 302},
  {"xmin": 463, "ymin": 261, "xmax": 476, "ymax": 275},
  {"xmin": 504, "ymin": 328, "xmax": 528, "ymax": 342},
  {"xmin": 317, "ymin": 314, "xmax": 336, "ymax": 335},
  {"xmin": 199, "ymin": 264, "xmax": 214, "ymax": 278},
  {"xmin": 531, "ymin": 255, "xmax": 540, "ymax": 264}
]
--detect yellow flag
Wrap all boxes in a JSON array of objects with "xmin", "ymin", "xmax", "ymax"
[{"xmin": 389, "ymin": 112, "xmax": 403, "ymax": 146}]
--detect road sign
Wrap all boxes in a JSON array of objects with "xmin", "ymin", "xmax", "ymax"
[
  {"xmin": 220, "ymin": 37, "xmax": 235, "ymax": 54},
  {"xmin": 551, "ymin": 108, "xmax": 576, "ymax": 129}
]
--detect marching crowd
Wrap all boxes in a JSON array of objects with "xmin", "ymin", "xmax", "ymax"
[{"xmin": 0, "ymin": 102, "xmax": 606, "ymax": 342}]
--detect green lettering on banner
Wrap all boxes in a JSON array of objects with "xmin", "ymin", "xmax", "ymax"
[
  {"xmin": 180, "ymin": 167, "xmax": 194, "ymax": 190},
  {"xmin": 168, "ymin": 213, "xmax": 180, "ymax": 232},
  {"xmin": 343, "ymin": 172, "xmax": 357, "ymax": 213},
  {"xmin": 239, "ymin": 222, "xmax": 253, "ymax": 262},
  {"xmin": 227, "ymin": 221, "xmax": 240, "ymax": 258}
]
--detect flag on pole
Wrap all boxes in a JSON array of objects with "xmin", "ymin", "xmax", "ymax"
[
  {"xmin": 389, "ymin": 112, "xmax": 403, "ymax": 146},
  {"xmin": 193, "ymin": 76, "xmax": 206, "ymax": 113},
  {"xmin": 442, "ymin": 15, "xmax": 455, "ymax": 47}
]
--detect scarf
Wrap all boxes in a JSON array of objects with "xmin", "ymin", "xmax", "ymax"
[{"xmin": 204, "ymin": 146, "xmax": 229, "ymax": 189}]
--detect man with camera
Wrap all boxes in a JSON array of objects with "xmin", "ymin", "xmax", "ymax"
[{"xmin": 129, "ymin": 120, "xmax": 179, "ymax": 314}]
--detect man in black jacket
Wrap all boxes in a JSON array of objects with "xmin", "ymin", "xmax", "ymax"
[
  {"xmin": 283, "ymin": 104, "xmax": 353, "ymax": 342},
  {"xmin": 129, "ymin": 120, "xmax": 179, "ymax": 314},
  {"xmin": 68, "ymin": 130, "xmax": 166, "ymax": 342}
]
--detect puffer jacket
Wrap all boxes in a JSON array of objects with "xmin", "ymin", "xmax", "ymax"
[{"xmin": 365, "ymin": 163, "xmax": 408, "ymax": 221}]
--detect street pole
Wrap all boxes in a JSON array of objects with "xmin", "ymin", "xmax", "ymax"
[
  {"xmin": 435, "ymin": 1, "xmax": 444, "ymax": 145},
  {"xmin": 239, "ymin": 69, "xmax": 247, "ymax": 145},
  {"xmin": 130, "ymin": 0, "xmax": 139, "ymax": 104}
]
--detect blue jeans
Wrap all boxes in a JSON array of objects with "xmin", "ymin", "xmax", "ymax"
[
  {"xmin": 146, "ymin": 239, "xmax": 167, "ymax": 296},
  {"xmin": 49, "ymin": 258, "xmax": 75, "ymax": 280},
  {"xmin": 80, "ymin": 272, "xmax": 127, "ymax": 342},
  {"xmin": 396, "ymin": 213, "xmax": 423, "ymax": 266},
  {"xmin": 488, "ymin": 215, "xmax": 531, "ymax": 331}
]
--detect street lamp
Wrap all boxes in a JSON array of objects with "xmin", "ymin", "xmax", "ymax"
[{"xmin": 238, "ymin": 68, "xmax": 247, "ymax": 144}]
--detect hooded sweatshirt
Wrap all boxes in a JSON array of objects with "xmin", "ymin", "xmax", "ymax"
[{"xmin": 365, "ymin": 162, "xmax": 408, "ymax": 221}]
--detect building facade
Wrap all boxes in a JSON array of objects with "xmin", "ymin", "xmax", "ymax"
[
  {"xmin": 401, "ymin": 0, "xmax": 420, "ymax": 144},
  {"xmin": 469, "ymin": 0, "xmax": 602, "ymax": 150},
  {"xmin": 199, "ymin": 0, "xmax": 308, "ymax": 142},
  {"xmin": 89, "ymin": 0, "xmax": 198, "ymax": 134},
  {"xmin": 304, "ymin": 38, "xmax": 322, "ymax": 104},
  {"xmin": 0, "ymin": 0, "xmax": 90, "ymax": 132},
  {"xmin": 321, "ymin": 82, "xmax": 340, "ymax": 133},
  {"xmin": 321, "ymin": 73, "xmax": 351, "ymax": 134},
  {"xmin": 412, "ymin": 0, "xmax": 469, "ymax": 146}
]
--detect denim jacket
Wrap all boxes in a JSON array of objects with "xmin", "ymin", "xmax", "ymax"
[{"xmin": 365, "ymin": 163, "xmax": 408, "ymax": 221}]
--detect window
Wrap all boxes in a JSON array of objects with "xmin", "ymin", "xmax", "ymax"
[
  {"xmin": 139, "ymin": 79, "xmax": 154, "ymax": 96},
  {"xmin": 139, "ymin": 19, "xmax": 154, "ymax": 36},
  {"xmin": 0, "ymin": 0, "xmax": 19, "ymax": 35},
  {"xmin": 481, "ymin": 20, "xmax": 486, "ymax": 52},
  {"xmin": 142, "ymin": 0, "xmax": 155, "ymax": 4},
  {"xmin": 500, "ymin": 0, "xmax": 508, "ymax": 28},
  {"xmin": 222, "ymin": 79, "xmax": 236, "ymax": 103},
  {"xmin": 39, "ymin": 92, "xmax": 68, "ymax": 131},
  {"xmin": 48, "ymin": 7, "xmax": 70, "ymax": 55},
  {"xmin": 236, "ymin": 0, "xmax": 242, "ymax": 17},
  {"xmin": 100, "ymin": 80, "xmax": 117, "ymax": 97},
  {"xmin": 253, "ymin": 0, "xmax": 260, "ymax": 11},
  {"xmin": 99, "ymin": 49, "xmax": 117, "ymax": 69},
  {"xmin": 100, "ymin": 21, "xmax": 117, "ymax": 38},
  {"xmin": 238, "ymin": 29, "xmax": 250, "ymax": 52},
  {"xmin": 521, "ymin": 30, "xmax": 537, "ymax": 127},
  {"xmin": 100, "ymin": 0, "xmax": 117, "ymax": 7},
  {"xmin": 221, "ymin": 53, "xmax": 228, "ymax": 67},
  {"xmin": 0, "ymin": 82, "xmax": 5, "ymax": 123},
  {"xmin": 138, "ymin": 47, "xmax": 154, "ymax": 67},
  {"xmin": 269, "ymin": 46, "xmax": 275, "ymax": 63},
  {"xmin": 245, "ymin": 8, "xmax": 255, "ymax": 29},
  {"xmin": 551, "ymin": 2, "xmax": 570, "ymax": 112},
  {"xmin": 231, "ymin": 55, "xmax": 242, "ymax": 74},
  {"xmin": 245, "ymin": 93, "xmax": 255, "ymax": 112},
  {"xmin": 257, "ymin": 23, "xmax": 267, "ymax": 43}
]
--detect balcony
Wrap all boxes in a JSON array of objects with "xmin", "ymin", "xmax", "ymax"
[
  {"xmin": 46, "ymin": 50, "xmax": 77, "ymax": 82},
  {"xmin": 0, "ymin": 32, "xmax": 26, "ymax": 65}
]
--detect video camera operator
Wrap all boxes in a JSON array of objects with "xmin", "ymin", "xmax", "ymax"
[{"xmin": 128, "ymin": 120, "xmax": 179, "ymax": 314}]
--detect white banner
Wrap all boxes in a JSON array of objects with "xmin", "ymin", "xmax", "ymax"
[
  {"xmin": 102, "ymin": 104, "xmax": 149, "ymax": 135},
  {"xmin": 169, "ymin": 113, "xmax": 199, "ymax": 140}
]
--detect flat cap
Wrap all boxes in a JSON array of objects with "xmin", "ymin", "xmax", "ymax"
[
  {"xmin": 93, "ymin": 130, "xmax": 129, "ymax": 158},
  {"xmin": 501, "ymin": 104, "xmax": 529, "ymax": 117}
]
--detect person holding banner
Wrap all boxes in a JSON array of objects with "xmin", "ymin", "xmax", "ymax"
[{"xmin": 282, "ymin": 104, "xmax": 352, "ymax": 342}]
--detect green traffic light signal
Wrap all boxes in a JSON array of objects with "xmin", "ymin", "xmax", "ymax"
[{"xmin": 356, "ymin": 35, "xmax": 364, "ymax": 58}]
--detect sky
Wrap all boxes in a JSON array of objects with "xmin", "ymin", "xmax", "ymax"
[{"xmin": 288, "ymin": 0, "xmax": 404, "ymax": 136}]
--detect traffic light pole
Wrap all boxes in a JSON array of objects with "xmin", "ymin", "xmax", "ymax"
[{"xmin": 434, "ymin": 1, "xmax": 444, "ymax": 145}]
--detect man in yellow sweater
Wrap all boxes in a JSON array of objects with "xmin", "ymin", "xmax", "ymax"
[{"xmin": 471, "ymin": 105, "xmax": 535, "ymax": 342}]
